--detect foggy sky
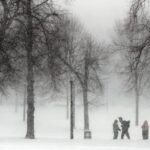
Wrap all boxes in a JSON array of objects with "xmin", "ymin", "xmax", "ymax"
[
  {"xmin": 65, "ymin": 0, "xmax": 134, "ymax": 105},
  {"xmin": 67, "ymin": 0, "xmax": 131, "ymax": 42}
]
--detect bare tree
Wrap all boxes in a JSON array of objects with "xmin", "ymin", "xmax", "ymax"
[
  {"xmin": 0, "ymin": 0, "xmax": 66, "ymax": 139},
  {"xmin": 127, "ymin": 0, "xmax": 150, "ymax": 126},
  {"xmin": 47, "ymin": 16, "xmax": 108, "ymax": 138},
  {"xmin": 0, "ymin": 0, "xmax": 22, "ymax": 94},
  {"xmin": 0, "ymin": 0, "xmax": 107, "ymax": 139},
  {"xmin": 114, "ymin": 0, "xmax": 150, "ymax": 125},
  {"xmin": 18, "ymin": 0, "xmax": 64, "ymax": 139}
]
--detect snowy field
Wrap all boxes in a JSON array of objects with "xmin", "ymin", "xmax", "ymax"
[{"xmin": 0, "ymin": 102, "xmax": 150, "ymax": 150}]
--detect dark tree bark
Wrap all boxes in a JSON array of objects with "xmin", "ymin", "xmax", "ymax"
[
  {"xmin": 23, "ymin": 85, "xmax": 27, "ymax": 121},
  {"xmin": 66, "ymin": 81, "xmax": 69, "ymax": 119},
  {"xmin": 70, "ymin": 80, "xmax": 74, "ymax": 139},
  {"xmin": 15, "ymin": 91, "xmax": 18, "ymax": 113},
  {"xmin": 135, "ymin": 71, "xmax": 139, "ymax": 126},
  {"xmin": 83, "ymin": 88, "xmax": 90, "ymax": 130},
  {"xmin": 83, "ymin": 56, "xmax": 91, "ymax": 139},
  {"xmin": 83, "ymin": 57, "xmax": 89, "ymax": 131},
  {"xmin": 25, "ymin": 0, "xmax": 35, "ymax": 139}
]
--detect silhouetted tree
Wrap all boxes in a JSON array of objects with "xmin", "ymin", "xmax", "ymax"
[
  {"xmin": 45, "ymin": 16, "xmax": 108, "ymax": 138},
  {"xmin": 114, "ymin": 0, "xmax": 150, "ymax": 125}
]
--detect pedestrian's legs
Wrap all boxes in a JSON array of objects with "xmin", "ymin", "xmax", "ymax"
[
  {"xmin": 147, "ymin": 130, "xmax": 149, "ymax": 139},
  {"xmin": 145, "ymin": 133, "xmax": 148, "ymax": 139},
  {"xmin": 121, "ymin": 132, "xmax": 124, "ymax": 139},
  {"xmin": 143, "ymin": 131, "xmax": 148, "ymax": 139},
  {"xmin": 125, "ymin": 131, "xmax": 130, "ymax": 139},
  {"xmin": 113, "ymin": 132, "xmax": 118, "ymax": 139},
  {"xmin": 142, "ymin": 131, "xmax": 145, "ymax": 139}
]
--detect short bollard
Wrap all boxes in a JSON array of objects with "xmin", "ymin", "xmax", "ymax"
[{"xmin": 84, "ymin": 130, "xmax": 92, "ymax": 139}]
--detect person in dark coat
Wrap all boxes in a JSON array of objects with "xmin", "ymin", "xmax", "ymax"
[
  {"xmin": 119, "ymin": 117, "xmax": 130, "ymax": 139},
  {"xmin": 142, "ymin": 120, "xmax": 149, "ymax": 140},
  {"xmin": 113, "ymin": 119, "xmax": 121, "ymax": 139}
]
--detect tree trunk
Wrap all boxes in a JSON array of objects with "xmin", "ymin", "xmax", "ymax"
[
  {"xmin": 84, "ymin": 57, "xmax": 89, "ymax": 130},
  {"xmin": 66, "ymin": 80, "xmax": 69, "ymax": 119},
  {"xmin": 83, "ymin": 57, "xmax": 91, "ymax": 139},
  {"xmin": 83, "ymin": 87, "xmax": 89, "ymax": 130},
  {"xmin": 15, "ymin": 91, "xmax": 18, "ymax": 113},
  {"xmin": 0, "ymin": 94, "xmax": 2, "ymax": 104},
  {"xmin": 72, "ymin": 81, "xmax": 75, "ymax": 129},
  {"xmin": 70, "ymin": 80, "xmax": 74, "ymax": 139},
  {"xmin": 135, "ymin": 86, "xmax": 139, "ymax": 126},
  {"xmin": 23, "ymin": 86, "xmax": 27, "ymax": 121},
  {"xmin": 25, "ymin": 0, "xmax": 35, "ymax": 139},
  {"xmin": 135, "ymin": 71, "xmax": 139, "ymax": 126}
]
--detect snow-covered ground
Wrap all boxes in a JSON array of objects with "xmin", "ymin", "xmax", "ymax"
[{"xmin": 0, "ymin": 102, "xmax": 150, "ymax": 150}]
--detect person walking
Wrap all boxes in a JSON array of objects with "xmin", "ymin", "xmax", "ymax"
[
  {"xmin": 142, "ymin": 120, "xmax": 149, "ymax": 140},
  {"xmin": 119, "ymin": 117, "xmax": 130, "ymax": 139},
  {"xmin": 113, "ymin": 119, "xmax": 121, "ymax": 139}
]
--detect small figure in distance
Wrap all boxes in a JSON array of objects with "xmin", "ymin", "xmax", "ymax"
[
  {"xmin": 113, "ymin": 119, "xmax": 121, "ymax": 139},
  {"xmin": 142, "ymin": 120, "xmax": 149, "ymax": 140},
  {"xmin": 118, "ymin": 117, "xmax": 130, "ymax": 139}
]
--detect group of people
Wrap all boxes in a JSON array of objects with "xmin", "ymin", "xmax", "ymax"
[
  {"xmin": 113, "ymin": 117, "xmax": 149, "ymax": 140},
  {"xmin": 113, "ymin": 117, "xmax": 130, "ymax": 139}
]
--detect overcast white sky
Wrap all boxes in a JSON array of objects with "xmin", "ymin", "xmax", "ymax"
[{"xmin": 65, "ymin": 0, "xmax": 131, "ymax": 42}]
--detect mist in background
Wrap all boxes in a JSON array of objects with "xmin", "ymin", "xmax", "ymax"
[
  {"xmin": 63, "ymin": 0, "xmax": 150, "ymax": 109},
  {"xmin": 66, "ymin": 0, "xmax": 131, "ymax": 42}
]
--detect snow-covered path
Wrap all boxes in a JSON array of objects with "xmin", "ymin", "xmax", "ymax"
[
  {"xmin": 0, "ymin": 138, "xmax": 150, "ymax": 150},
  {"xmin": 0, "ymin": 103, "xmax": 150, "ymax": 150}
]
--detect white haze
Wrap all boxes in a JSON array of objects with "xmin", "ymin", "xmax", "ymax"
[
  {"xmin": 66, "ymin": 0, "xmax": 131, "ymax": 42},
  {"xmin": 0, "ymin": 1, "xmax": 150, "ymax": 150},
  {"xmin": 0, "ymin": 104, "xmax": 150, "ymax": 150}
]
